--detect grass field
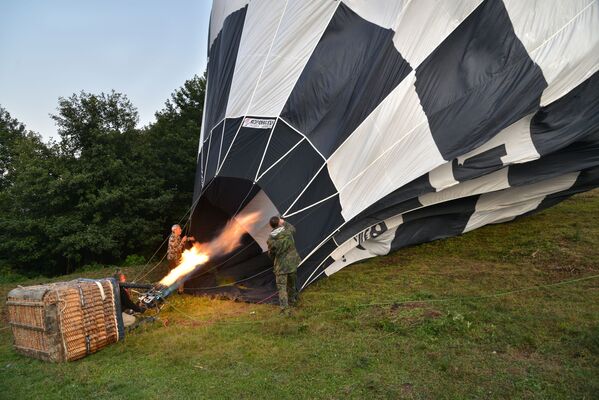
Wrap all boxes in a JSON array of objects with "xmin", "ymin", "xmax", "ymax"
[{"xmin": 1, "ymin": 191, "xmax": 598, "ymax": 399}]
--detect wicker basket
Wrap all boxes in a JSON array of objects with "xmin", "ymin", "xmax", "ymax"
[{"xmin": 6, "ymin": 278, "xmax": 124, "ymax": 362}]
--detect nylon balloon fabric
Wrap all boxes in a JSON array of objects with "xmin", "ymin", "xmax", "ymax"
[{"xmin": 186, "ymin": 0, "xmax": 599, "ymax": 301}]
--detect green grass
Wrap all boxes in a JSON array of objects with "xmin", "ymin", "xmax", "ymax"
[{"xmin": 1, "ymin": 191, "xmax": 599, "ymax": 399}]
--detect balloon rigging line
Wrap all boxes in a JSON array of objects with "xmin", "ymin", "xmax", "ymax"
[
  {"xmin": 160, "ymin": 273, "xmax": 599, "ymax": 326},
  {"xmin": 183, "ymin": 267, "xmax": 271, "ymax": 290},
  {"xmin": 215, "ymin": 0, "xmax": 290, "ymax": 177}
]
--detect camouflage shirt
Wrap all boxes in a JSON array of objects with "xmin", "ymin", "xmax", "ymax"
[
  {"xmin": 267, "ymin": 222, "xmax": 301, "ymax": 275},
  {"xmin": 167, "ymin": 234, "xmax": 184, "ymax": 262}
]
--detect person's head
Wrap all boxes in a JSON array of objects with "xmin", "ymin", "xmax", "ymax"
[
  {"xmin": 113, "ymin": 268, "xmax": 126, "ymax": 283},
  {"xmin": 269, "ymin": 216, "xmax": 283, "ymax": 229},
  {"xmin": 171, "ymin": 224, "xmax": 182, "ymax": 236}
]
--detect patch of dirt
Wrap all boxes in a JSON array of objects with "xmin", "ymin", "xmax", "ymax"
[
  {"xmin": 401, "ymin": 383, "xmax": 414, "ymax": 394},
  {"xmin": 423, "ymin": 309, "xmax": 443, "ymax": 319}
]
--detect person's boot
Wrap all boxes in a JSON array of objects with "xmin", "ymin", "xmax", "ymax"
[{"xmin": 279, "ymin": 307, "xmax": 291, "ymax": 316}]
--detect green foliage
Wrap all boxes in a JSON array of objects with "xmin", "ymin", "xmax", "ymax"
[
  {"xmin": 0, "ymin": 75, "xmax": 205, "ymax": 276},
  {"xmin": 122, "ymin": 254, "xmax": 145, "ymax": 266}
]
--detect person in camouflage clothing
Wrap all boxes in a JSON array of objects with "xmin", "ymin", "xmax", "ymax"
[
  {"xmin": 266, "ymin": 216, "xmax": 300, "ymax": 312},
  {"xmin": 167, "ymin": 224, "xmax": 194, "ymax": 293}
]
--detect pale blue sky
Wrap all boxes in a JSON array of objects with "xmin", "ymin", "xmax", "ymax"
[{"xmin": 0, "ymin": 0, "xmax": 212, "ymax": 140}]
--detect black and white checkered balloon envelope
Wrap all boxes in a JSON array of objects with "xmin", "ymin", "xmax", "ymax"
[{"xmin": 185, "ymin": 0, "xmax": 599, "ymax": 302}]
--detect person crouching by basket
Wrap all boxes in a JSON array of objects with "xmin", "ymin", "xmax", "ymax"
[
  {"xmin": 114, "ymin": 269, "xmax": 144, "ymax": 327},
  {"xmin": 167, "ymin": 224, "xmax": 194, "ymax": 294}
]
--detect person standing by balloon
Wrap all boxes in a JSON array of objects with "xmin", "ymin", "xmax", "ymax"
[
  {"xmin": 267, "ymin": 216, "xmax": 300, "ymax": 313},
  {"xmin": 167, "ymin": 224, "xmax": 194, "ymax": 293}
]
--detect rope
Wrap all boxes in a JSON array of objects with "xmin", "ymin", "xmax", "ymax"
[
  {"xmin": 132, "ymin": 203, "xmax": 195, "ymax": 282},
  {"xmin": 158, "ymin": 273, "xmax": 599, "ymax": 325},
  {"xmin": 161, "ymin": 297, "xmax": 276, "ymax": 326},
  {"xmin": 184, "ymin": 267, "xmax": 271, "ymax": 290},
  {"xmin": 134, "ymin": 252, "xmax": 167, "ymax": 283},
  {"xmin": 257, "ymin": 292, "xmax": 278, "ymax": 304},
  {"xmin": 322, "ymin": 273, "xmax": 599, "ymax": 312}
]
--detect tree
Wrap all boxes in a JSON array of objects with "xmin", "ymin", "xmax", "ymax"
[
  {"xmin": 0, "ymin": 76, "xmax": 206, "ymax": 276},
  {"xmin": 0, "ymin": 109, "xmax": 65, "ymax": 274},
  {"xmin": 142, "ymin": 74, "xmax": 206, "ymax": 227},
  {"xmin": 0, "ymin": 107, "xmax": 28, "ymax": 191}
]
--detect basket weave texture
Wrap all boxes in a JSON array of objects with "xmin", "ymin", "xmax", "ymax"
[{"xmin": 7, "ymin": 279, "xmax": 122, "ymax": 362}]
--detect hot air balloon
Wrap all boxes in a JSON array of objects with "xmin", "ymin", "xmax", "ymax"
[{"xmin": 184, "ymin": 0, "xmax": 599, "ymax": 302}]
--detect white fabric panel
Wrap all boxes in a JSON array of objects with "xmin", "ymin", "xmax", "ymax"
[
  {"xmin": 420, "ymin": 168, "xmax": 510, "ymax": 207},
  {"xmin": 343, "ymin": 0, "xmax": 407, "ymax": 29},
  {"xmin": 248, "ymin": 0, "xmax": 339, "ymax": 116},
  {"xmin": 504, "ymin": 0, "xmax": 599, "ymax": 106},
  {"xmin": 225, "ymin": 0, "xmax": 287, "ymax": 118},
  {"xmin": 456, "ymin": 114, "xmax": 539, "ymax": 166},
  {"xmin": 330, "ymin": 215, "xmax": 403, "ymax": 261},
  {"xmin": 235, "ymin": 190, "xmax": 279, "ymax": 252},
  {"xmin": 328, "ymin": 72, "xmax": 445, "ymax": 220},
  {"xmin": 325, "ymin": 247, "xmax": 376, "ymax": 276},
  {"xmin": 330, "ymin": 238, "xmax": 360, "ymax": 261},
  {"xmin": 393, "ymin": 0, "xmax": 483, "ymax": 67},
  {"xmin": 324, "ymin": 227, "xmax": 397, "ymax": 276},
  {"xmin": 209, "ymin": 0, "xmax": 249, "ymax": 49},
  {"xmin": 503, "ymin": 0, "xmax": 594, "ymax": 53},
  {"xmin": 360, "ymin": 227, "xmax": 397, "ymax": 256},
  {"xmin": 533, "ymin": 1, "xmax": 599, "ymax": 106},
  {"xmin": 464, "ymin": 172, "xmax": 579, "ymax": 232},
  {"xmin": 429, "ymin": 162, "xmax": 458, "ymax": 192}
]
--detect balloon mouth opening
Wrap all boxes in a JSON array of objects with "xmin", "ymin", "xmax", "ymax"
[{"xmin": 184, "ymin": 176, "xmax": 278, "ymax": 303}]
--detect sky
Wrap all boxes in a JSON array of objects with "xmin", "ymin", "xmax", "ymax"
[{"xmin": 0, "ymin": 0, "xmax": 212, "ymax": 140}]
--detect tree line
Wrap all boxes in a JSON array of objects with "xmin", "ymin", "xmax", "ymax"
[{"xmin": 0, "ymin": 75, "xmax": 205, "ymax": 276}]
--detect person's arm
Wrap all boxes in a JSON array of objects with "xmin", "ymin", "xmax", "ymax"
[
  {"xmin": 283, "ymin": 221, "xmax": 296, "ymax": 234},
  {"xmin": 267, "ymin": 238, "xmax": 277, "ymax": 259}
]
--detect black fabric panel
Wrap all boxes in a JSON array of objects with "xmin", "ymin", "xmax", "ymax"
[
  {"xmin": 219, "ymin": 117, "xmax": 242, "ymax": 168},
  {"xmin": 297, "ymin": 257, "xmax": 334, "ymax": 291},
  {"xmin": 415, "ymin": 0, "xmax": 547, "ymax": 160},
  {"xmin": 390, "ymin": 197, "xmax": 479, "ymax": 250},
  {"xmin": 189, "ymin": 191, "xmax": 234, "ymax": 245},
  {"xmin": 218, "ymin": 122, "xmax": 272, "ymax": 182},
  {"xmin": 201, "ymin": 137, "xmax": 210, "ymax": 175},
  {"xmin": 355, "ymin": 174, "xmax": 433, "ymax": 217},
  {"xmin": 297, "ymin": 239, "xmax": 337, "ymax": 289},
  {"xmin": 257, "ymin": 140, "xmax": 325, "ymax": 212},
  {"xmin": 519, "ymin": 166, "xmax": 599, "ymax": 219},
  {"xmin": 286, "ymin": 167, "xmax": 338, "ymax": 215},
  {"xmin": 257, "ymin": 120, "xmax": 302, "ymax": 177},
  {"xmin": 281, "ymin": 2, "xmax": 412, "ymax": 157},
  {"xmin": 453, "ymin": 145, "xmax": 507, "ymax": 182},
  {"xmin": 205, "ymin": 120, "xmax": 225, "ymax": 183},
  {"xmin": 508, "ymin": 140, "xmax": 599, "ymax": 187},
  {"xmin": 333, "ymin": 174, "xmax": 432, "ymax": 244},
  {"xmin": 203, "ymin": 6, "xmax": 247, "ymax": 136},
  {"xmin": 286, "ymin": 195, "xmax": 344, "ymax": 259},
  {"xmin": 192, "ymin": 138, "xmax": 211, "ymax": 200},
  {"xmin": 372, "ymin": 197, "xmax": 423, "ymax": 223},
  {"xmin": 335, "ymin": 197, "xmax": 423, "ymax": 246},
  {"xmin": 202, "ymin": 176, "xmax": 259, "ymax": 218},
  {"xmin": 390, "ymin": 211, "xmax": 474, "ymax": 251},
  {"xmin": 531, "ymin": 70, "xmax": 599, "ymax": 155},
  {"xmin": 402, "ymin": 196, "xmax": 479, "ymax": 223}
]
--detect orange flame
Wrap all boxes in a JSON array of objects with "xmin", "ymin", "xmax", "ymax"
[{"xmin": 159, "ymin": 212, "xmax": 262, "ymax": 286}]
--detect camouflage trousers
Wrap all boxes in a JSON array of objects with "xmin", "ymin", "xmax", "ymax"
[{"xmin": 275, "ymin": 272, "xmax": 297, "ymax": 309}]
